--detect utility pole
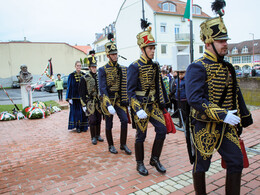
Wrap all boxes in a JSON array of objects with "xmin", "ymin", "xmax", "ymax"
[{"xmin": 250, "ymin": 33, "xmax": 255, "ymax": 67}]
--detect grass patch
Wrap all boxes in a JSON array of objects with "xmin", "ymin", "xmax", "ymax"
[{"xmin": 0, "ymin": 100, "xmax": 61, "ymax": 113}]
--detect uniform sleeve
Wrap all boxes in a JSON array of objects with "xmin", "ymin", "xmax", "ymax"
[
  {"xmin": 66, "ymin": 74, "xmax": 73, "ymax": 100},
  {"xmin": 79, "ymin": 77, "xmax": 87, "ymax": 107},
  {"xmin": 98, "ymin": 67, "xmax": 112, "ymax": 107},
  {"xmin": 127, "ymin": 63, "xmax": 142, "ymax": 112},
  {"xmin": 185, "ymin": 63, "xmax": 227, "ymax": 122}
]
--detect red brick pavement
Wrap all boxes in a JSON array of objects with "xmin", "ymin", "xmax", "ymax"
[{"xmin": 0, "ymin": 105, "xmax": 259, "ymax": 194}]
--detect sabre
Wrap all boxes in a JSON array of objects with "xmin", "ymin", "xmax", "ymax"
[{"xmin": 0, "ymin": 85, "xmax": 20, "ymax": 111}]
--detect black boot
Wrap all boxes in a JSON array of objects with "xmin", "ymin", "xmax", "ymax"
[
  {"xmin": 120, "ymin": 123, "xmax": 132, "ymax": 155},
  {"xmin": 150, "ymin": 139, "xmax": 166, "ymax": 173},
  {"xmin": 135, "ymin": 142, "xmax": 148, "ymax": 176},
  {"xmin": 96, "ymin": 124, "xmax": 104, "ymax": 142},
  {"xmin": 90, "ymin": 126, "xmax": 97, "ymax": 145},
  {"xmin": 106, "ymin": 129, "xmax": 117, "ymax": 154},
  {"xmin": 225, "ymin": 172, "xmax": 241, "ymax": 195},
  {"xmin": 76, "ymin": 128, "xmax": 81, "ymax": 133},
  {"xmin": 193, "ymin": 172, "xmax": 206, "ymax": 195}
]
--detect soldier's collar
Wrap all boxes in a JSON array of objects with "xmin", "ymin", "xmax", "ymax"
[
  {"xmin": 140, "ymin": 56, "xmax": 149, "ymax": 64},
  {"xmin": 108, "ymin": 61, "xmax": 118, "ymax": 67},
  {"xmin": 204, "ymin": 50, "xmax": 218, "ymax": 62}
]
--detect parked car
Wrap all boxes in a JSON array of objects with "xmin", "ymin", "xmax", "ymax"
[
  {"xmin": 44, "ymin": 76, "xmax": 68, "ymax": 93},
  {"xmin": 12, "ymin": 81, "xmax": 20, "ymax": 88},
  {"xmin": 235, "ymin": 70, "xmax": 242, "ymax": 77},
  {"xmin": 33, "ymin": 80, "xmax": 52, "ymax": 91}
]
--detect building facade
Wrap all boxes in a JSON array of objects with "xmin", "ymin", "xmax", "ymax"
[
  {"xmin": 0, "ymin": 41, "xmax": 88, "ymax": 87},
  {"xmin": 93, "ymin": 23, "xmax": 116, "ymax": 68},
  {"xmin": 115, "ymin": 0, "xmax": 210, "ymax": 68},
  {"xmin": 225, "ymin": 39, "xmax": 260, "ymax": 71}
]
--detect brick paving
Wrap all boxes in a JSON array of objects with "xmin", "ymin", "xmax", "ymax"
[{"xmin": 0, "ymin": 103, "xmax": 259, "ymax": 195}]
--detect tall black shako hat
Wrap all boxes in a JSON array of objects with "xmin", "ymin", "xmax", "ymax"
[
  {"xmin": 105, "ymin": 33, "xmax": 118, "ymax": 55},
  {"xmin": 200, "ymin": 0, "xmax": 230, "ymax": 44},
  {"xmin": 87, "ymin": 50, "xmax": 97, "ymax": 67}
]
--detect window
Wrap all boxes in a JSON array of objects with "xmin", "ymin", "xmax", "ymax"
[
  {"xmin": 199, "ymin": 45, "xmax": 204, "ymax": 53},
  {"xmin": 174, "ymin": 25, "xmax": 180, "ymax": 35},
  {"xmin": 242, "ymin": 46, "xmax": 248, "ymax": 54},
  {"xmin": 224, "ymin": 56, "xmax": 230, "ymax": 62},
  {"xmin": 160, "ymin": 23, "xmax": 166, "ymax": 33},
  {"xmin": 242, "ymin": 55, "xmax": 251, "ymax": 63},
  {"xmin": 169, "ymin": 3, "xmax": 176, "ymax": 12},
  {"xmin": 161, "ymin": 45, "xmax": 167, "ymax": 54},
  {"xmin": 192, "ymin": 5, "xmax": 201, "ymax": 15},
  {"xmin": 103, "ymin": 54, "xmax": 106, "ymax": 62},
  {"xmin": 232, "ymin": 56, "xmax": 241, "ymax": 64},
  {"xmin": 162, "ymin": 2, "xmax": 176, "ymax": 12},
  {"xmin": 232, "ymin": 47, "xmax": 238, "ymax": 54},
  {"xmin": 99, "ymin": 56, "xmax": 101, "ymax": 62}
]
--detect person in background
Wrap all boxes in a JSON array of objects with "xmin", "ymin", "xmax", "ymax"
[
  {"xmin": 169, "ymin": 71, "xmax": 178, "ymax": 113},
  {"xmin": 55, "ymin": 74, "xmax": 64, "ymax": 102},
  {"xmin": 174, "ymin": 71, "xmax": 187, "ymax": 120},
  {"xmin": 162, "ymin": 70, "xmax": 170, "ymax": 95},
  {"xmin": 66, "ymin": 61, "xmax": 88, "ymax": 133}
]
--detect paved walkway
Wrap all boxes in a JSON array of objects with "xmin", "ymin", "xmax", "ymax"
[{"xmin": 0, "ymin": 103, "xmax": 259, "ymax": 195}]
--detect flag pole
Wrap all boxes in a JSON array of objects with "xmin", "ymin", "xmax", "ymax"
[{"xmin": 190, "ymin": 20, "xmax": 194, "ymax": 63}]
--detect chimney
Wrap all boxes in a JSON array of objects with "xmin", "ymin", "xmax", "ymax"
[{"xmin": 24, "ymin": 37, "xmax": 26, "ymax": 42}]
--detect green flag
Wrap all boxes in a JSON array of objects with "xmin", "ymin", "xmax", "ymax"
[{"xmin": 184, "ymin": 0, "xmax": 192, "ymax": 20}]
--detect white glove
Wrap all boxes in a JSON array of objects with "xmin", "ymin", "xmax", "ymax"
[
  {"xmin": 224, "ymin": 110, "xmax": 240, "ymax": 126},
  {"xmin": 82, "ymin": 106, "xmax": 86, "ymax": 112},
  {"xmin": 69, "ymin": 99, "xmax": 73, "ymax": 104},
  {"xmin": 137, "ymin": 109, "xmax": 148, "ymax": 119},
  {"xmin": 108, "ymin": 105, "xmax": 116, "ymax": 115}
]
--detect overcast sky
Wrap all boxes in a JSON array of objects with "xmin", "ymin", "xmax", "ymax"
[{"xmin": 0, "ymin": 0, "xmax": 259, "ymax": 46}]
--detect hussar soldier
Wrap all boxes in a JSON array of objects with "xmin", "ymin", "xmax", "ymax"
[
  {"xmin": 79, "ymin": 50, "xmax": 103, "ymax": 145},
  {"xmin": 98, "ymin": 33, "xmax": 132, "ymax": 155},
  {"xmin": 127, "ymin": 19, "xmax": 170, "ymax": 176},
  {"xmin": 185, "ymin": 1, "xmax": 253, "ymax": 194}
]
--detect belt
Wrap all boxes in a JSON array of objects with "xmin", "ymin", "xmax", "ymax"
[{"xmin": 135, "ymin": 90, "xmax": 156, "ymax": 96}]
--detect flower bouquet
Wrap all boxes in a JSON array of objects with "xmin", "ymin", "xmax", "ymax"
[{"xmin": 0, "ymin": 112, "xmax": 16, "ymax": 121}]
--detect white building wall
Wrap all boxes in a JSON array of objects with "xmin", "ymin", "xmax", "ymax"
[{"xmin": 116, "ymin": 0, "xmax": 209, "ymax": 68}]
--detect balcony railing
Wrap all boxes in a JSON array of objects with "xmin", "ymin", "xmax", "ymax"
[{"xmin": 175, "ymin": 33, "xmax": 191, "ymax": 42}]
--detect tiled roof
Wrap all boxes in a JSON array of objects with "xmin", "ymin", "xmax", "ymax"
[
  {"xmin": 145, "ymin": 0, "xmax": 210, "ymax": 18},
  {"xmin": 73, "ymin": 45, "xmax": 92, "ymax": 54},
  {"xmin": 227, "ymin": 39, "xmax": 260, "ymax": 56}
]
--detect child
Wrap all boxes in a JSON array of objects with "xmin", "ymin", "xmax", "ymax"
[{"xmin": 55, "ymin": 74, "xmax": 64, "ymax": 101}]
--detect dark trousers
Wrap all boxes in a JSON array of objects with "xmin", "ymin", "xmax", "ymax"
[
  {"xmin": 135, "ymin": 104, "xmax": 167, "ymax": 143},
  {"xmin": 88, "ymin": 110, "xmax": 101, "ymax": 126},
  {"xmin": 57, "ymin": 90, "xmax": 63, "ymax": 100}
]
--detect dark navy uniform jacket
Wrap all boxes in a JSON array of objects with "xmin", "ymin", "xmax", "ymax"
[
  {"xmin": 186, "ymin": 50, "xmax": 252, "ymax": 126},
  {"xmin": 127, "ymin": 56, "xmax": 169, "ymax": 113}
]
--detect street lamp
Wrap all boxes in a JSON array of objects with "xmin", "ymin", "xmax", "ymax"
[{"xmin": 249, "ymin": 33, "xmax": 255, "ymax": 68}]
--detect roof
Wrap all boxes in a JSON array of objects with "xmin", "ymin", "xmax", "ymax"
[
  {"xmin": 145, "ymin": 0, "xmax": 210, "ymax": 18},
  {"xmin": 73, "ymin": 45, "xmax": 92, "ymax": 54},
  {"xmin": 227, "ymin": 39, "xmax": 260, "ymax": 56}
]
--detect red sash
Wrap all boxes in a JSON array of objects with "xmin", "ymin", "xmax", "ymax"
[{"xmin": 163, "ymin": 109, "xmax": 176, "ymax": 134}]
